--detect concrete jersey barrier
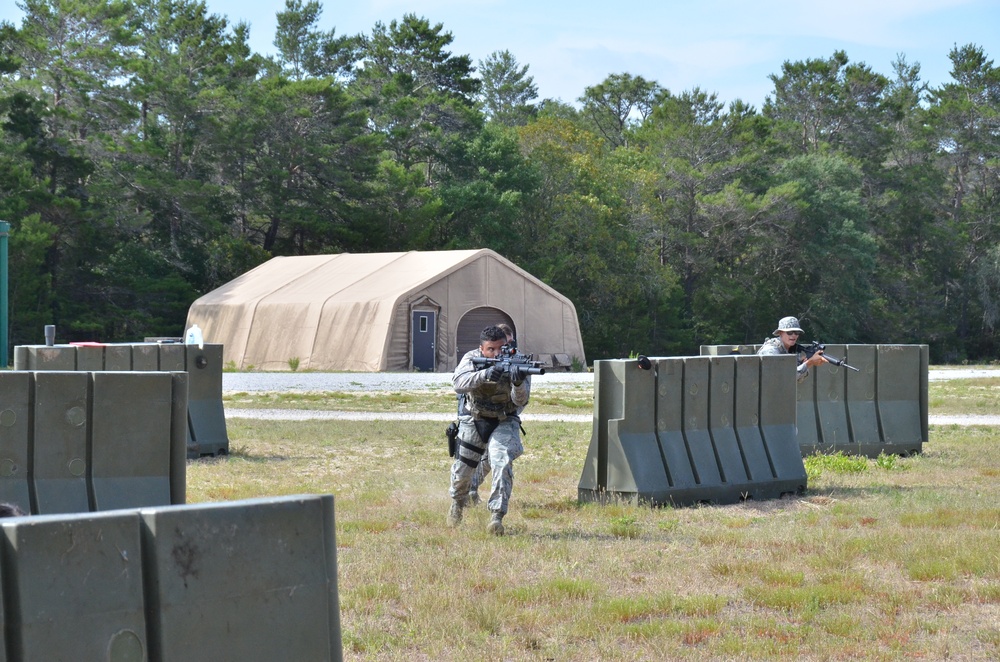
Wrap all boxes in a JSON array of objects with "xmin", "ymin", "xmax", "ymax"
[
  {"xmin": 0, "ymin": 494, "xmax": 342, "ymax": 661},
  {"xmin": 701, "ymin": 344, "xmax": 929, "ymax": 457},
  {"xmin": 578, "ymin": 355, "xmax": 807, "ymax": 506},
  {"xmin": 0, "ymin": 371, "xmax": 187, "ymax": 515},
  {"xmin": 14, "ymin": 342, "xmax": 229, "ymax": 458}
]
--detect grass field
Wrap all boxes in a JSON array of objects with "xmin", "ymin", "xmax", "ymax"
[{"xmin": 192, "ymin": 379, "xmax": 1000, "ymax": 661}]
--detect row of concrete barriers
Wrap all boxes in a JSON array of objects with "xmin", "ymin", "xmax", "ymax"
[
  {"xmin": 0, "ymin": 371, "xmax": 187, "ymax": 515},
  {"xmin": 579, "ymin": 354, "xmax": 807, "ymax": 506},
  {"xmin": 5, "ymin": 345, "xmax": 344, "ymax": 658},
  {"xmin": 701, "ymin": 344, "xmax": 929, "ymax": 457},
  {"xmin": 0, "ymin": 494, "xmax": 342, "ymax": 661},
  {"xmin": 14, "ymin": 342, "xmax": 229, "ymax": 458},
  {"xmin": 579, "ymin": 344, "xmax": 929, "ymax": 506}
]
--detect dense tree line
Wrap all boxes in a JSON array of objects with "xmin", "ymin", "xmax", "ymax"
[{"xmin": 1, "ymin": 0, "xmax": 998, "ymax": 363}]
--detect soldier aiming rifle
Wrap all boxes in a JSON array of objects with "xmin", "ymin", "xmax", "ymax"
[
  {"xmin": 758, "ymin": 316, "xmax": 857, "ymax": 383},
  {"xmin": 446, "ymin": 325, "xmax": 542, "ymax": 536}
]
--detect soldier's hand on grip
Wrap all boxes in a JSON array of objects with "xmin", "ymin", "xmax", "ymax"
[
  {"xmin": 485, "ymin": 364, "xmax": 505, "ymax": 382},
  {"xmin": 510, "ymin": 365, "xmax": 526, "ymax": 386}
]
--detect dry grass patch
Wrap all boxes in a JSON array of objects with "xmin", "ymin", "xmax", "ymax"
[
  {"xmin": 929, "ymin": 377, "xmax": 1000, "ymax": 414},
  {"xmin": 185, "ymin": 409, "xmax": 1000, "ymax": 660}
]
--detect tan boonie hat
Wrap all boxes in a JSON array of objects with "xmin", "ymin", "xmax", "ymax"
[{"xmin": 773, "ymin": 316, "xmax": 804, "ymax": 335}]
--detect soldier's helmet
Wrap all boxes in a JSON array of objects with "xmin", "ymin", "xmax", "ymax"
[{"xmin": 773, "ymin": 316, "xmax": 804, "ymax": 335}]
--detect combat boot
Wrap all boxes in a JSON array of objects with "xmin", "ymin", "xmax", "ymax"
[
  {"xmin": 487, "ymin": 512, "xmax": 504, "ymax": 536},
  {"xmin": 447, "ymin": 501, "xmax": 464, "ymax": 527}
]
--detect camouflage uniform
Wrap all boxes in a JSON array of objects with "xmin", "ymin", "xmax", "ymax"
[
  {"xmin": 469, "ymin": 328, "xmax": 515, "ymax": 503},
  {"xmin": 757, "ymin": 337, "xmax": 811, "ymax": 383},
  {"xmin": 457, "ymin": 397, "xmax": 493, "ymax": 505},
  {"xmin": 450, "ymin": 349, "xmax": 531, "ymax": 523},
  {"xmin": 758, "ymin": 316, "xmax": 811, "ymax": 383},
  {"xmin": 468, "ymin": 440, "xmax": 490, "ymax": 504}
]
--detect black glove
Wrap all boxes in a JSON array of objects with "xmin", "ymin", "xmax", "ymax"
[
  {"xmin": 510, "ymin": 365, "xmax": 525, "ymax": 386},
  {"xmin": 485, "ymin": 364, "xmax": 505, "ymax": 382}
]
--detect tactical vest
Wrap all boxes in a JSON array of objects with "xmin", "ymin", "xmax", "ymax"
[{"xmin": 467, "ymin": 381, "xmax": 518, "ymax": 420}]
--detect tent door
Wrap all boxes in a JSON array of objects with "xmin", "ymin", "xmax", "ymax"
[{"xmin": 411, "ymin": 311, "xmax": 436, "ymax": 372}]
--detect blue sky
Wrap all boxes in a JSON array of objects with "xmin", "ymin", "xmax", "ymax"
[{"xmin": 3, "ymin": 0, "xmax": 999, "ymax": 108}]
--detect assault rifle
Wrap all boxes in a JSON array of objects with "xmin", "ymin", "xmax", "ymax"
[
  {"xmin": 471, "ymin": 343, "xmax": 546, "ymax": 382},
  {"xmin": 794, "ymin": 341, "xmax": 860, "ymax": 372}
]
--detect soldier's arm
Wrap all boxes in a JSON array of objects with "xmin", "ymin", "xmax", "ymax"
[
  {"xmin": 511, "ymin": 376, "xmax": 530, "ymax": 407},
  {"xmin": 453, "ymin": 352, "xmax": 488, "ymax": 394}
]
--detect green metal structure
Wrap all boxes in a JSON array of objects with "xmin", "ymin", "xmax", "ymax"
[{"xmin": 1, "ymin": 220, "xmax": 8, "ymax": 368}]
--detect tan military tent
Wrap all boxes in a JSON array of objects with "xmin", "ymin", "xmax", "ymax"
[{"xmin": 184, "ymin": 249, "xmax": 586, "ymax": 372}]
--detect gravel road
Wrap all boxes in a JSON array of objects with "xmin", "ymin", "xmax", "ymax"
[
  {"xmin": 222, "ymin": 367, "xmax": 998, "ymax": 393},
  {"xmin": 222, "ymin": 371, "xmax": 593, "ymax": 392},
  {"xmin": 223, "ymin": 368, "xmax": 1000, "ymax": 425}
]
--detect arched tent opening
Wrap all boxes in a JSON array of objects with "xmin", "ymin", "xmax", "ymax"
[{"xmin": 456, "ymin": 307, "xmax": 515, "ymax": 361}]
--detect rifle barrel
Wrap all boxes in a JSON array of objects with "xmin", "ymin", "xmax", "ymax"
[
  {"xmin": 471, "ymin": 355, "xmax": 546, "ymax": 375},
  {"xmin": 824, "ymin": 355, "xmax": 860, "ymax": 372}
]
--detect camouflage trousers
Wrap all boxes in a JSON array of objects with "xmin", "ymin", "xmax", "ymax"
[
  {"xmin": 449, "ymin": 415, "xmax": 523, "ymax": 516},
  {"xmin": 470, "ymin": 453, "xmax": 491, "ymax": 496}
]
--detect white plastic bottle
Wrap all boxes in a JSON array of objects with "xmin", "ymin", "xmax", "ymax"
[{"xmin": 184, "ymin": 324, "xmax": 204, "ymax": 350}]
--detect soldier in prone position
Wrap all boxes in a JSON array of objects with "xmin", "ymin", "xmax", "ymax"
[{"xmin": 448, "ymin": 325, "xmax": 532, "ymax": 536}]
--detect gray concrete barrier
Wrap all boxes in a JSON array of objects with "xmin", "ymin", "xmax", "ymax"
[
  {"xmin": 0, "ymin": 371, "xmax": 187, "ymax": 515},
  {"xmin": 579, "ymin": 355, "xmax": 807, "ymax": 506},
  {"xmin": 14, "ymin": 343, "xmax": 228, "ymax": 458},
  {"xmin": 1, "ymin": 509, "xmax": 147, "ymax": 660},
  {"xmin": 0, "ymin": 495, "xmax": 342, "ymax": 662},
  {"xmin": 701, "ymin": 344, "xmax": 929, "ymax": 457}
]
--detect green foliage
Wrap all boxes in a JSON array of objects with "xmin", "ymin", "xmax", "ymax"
[
  {"xmin": 350, "ymin": 12, "xmax": 481, "ymax": 179},
  {"xmin": 579, "ymin": 72, "xmax": 662, "ymax": 148},
  {"xmin": 631, "ymin": 88, "xmax": 774, "ymax": 347},
  {"xmin": 773, "ymin": 153, "xmax": 877, "ymax": 340},
  {"xmin": 609, "ymin": 514, "xmax": 641, "ymax": 539},
  {"xmin": 6, "ymin": 214, "xmax": 57, "ymax": 344},
  {"xmin": 0, "ymin": 2, "xmax": 998, "ymax": 363},
  {"xmin": 90, "ymin": 241, "xmax": 200, "ymax": 339},
  {"xmin": 875, "ymin": 452, "xmax": 899, "ymax": 471},
  {"xmin": 477, "ymin": 49, "xmax": 538, "ymax": 127},
  {"xmin": 804, "ymin": 452, "xmax": 869, "ymax": 479},
  {"xmin": 217, "ymin": 75, "xmax": 381, "ymax": 254},
  {"xmin": 272, "ymin": 0, "xmax": 357, "ymax": 81},
  {"xmin": 515, "ymin": 117, "xmax": 682, "ymax": 358},
  {"xmin": 436, "ymin": 122, "xmax": 539, "ymax": 250}
]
